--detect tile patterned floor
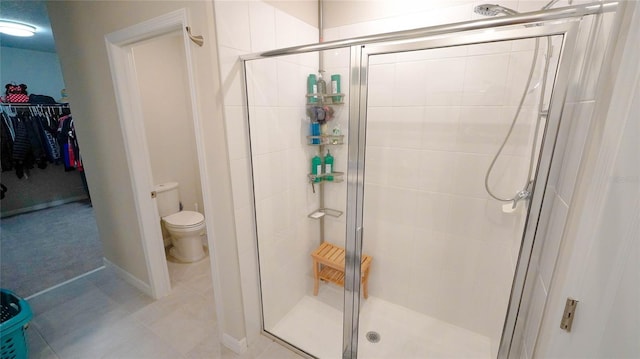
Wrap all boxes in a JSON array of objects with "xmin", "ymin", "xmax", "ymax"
[{"xmin": 27, "ymin": 255, "xmax": 302, "ymax": 359}]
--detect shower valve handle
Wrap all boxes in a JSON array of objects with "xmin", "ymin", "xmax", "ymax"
[{"xmin": 512, "ymin": 190, "xmax": 531, "ymax": 209}]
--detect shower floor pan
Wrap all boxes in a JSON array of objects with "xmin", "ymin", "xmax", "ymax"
[{"xmin": 271, "ymin": 293, "xmax": 491, "ymax": 358}]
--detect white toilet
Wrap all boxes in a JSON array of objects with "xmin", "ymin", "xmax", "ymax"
[{"xmin": 155, "ymin": 182, "xmax": 206, "ymax": 262}]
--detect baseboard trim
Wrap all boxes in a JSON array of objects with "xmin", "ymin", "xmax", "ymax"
[
  {"xmin": 103, "ymin": 258, "xmax": 153, "ymax": 297},
  {"xmin": 1, "ymin": 195, "xmax": 89, "ymax": 218},
  {"xmin": 26, "ymin": 265, "xmax": 105, "ymax": 300},
  {"xmin": 222, "ymin": 333, "xmax": 248, "ymax": 354}
]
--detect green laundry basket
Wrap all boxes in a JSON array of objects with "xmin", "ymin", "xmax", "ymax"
[{"xmin": 0, "ymin": 289, "xmax": 32, "ymax": 359}]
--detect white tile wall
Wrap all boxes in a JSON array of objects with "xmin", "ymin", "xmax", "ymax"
[
  {"xmin": 214, "ymin": 1, "xmax": 251, "ymax": 52},
  {"xmin": 462, "ymin": 54, "xmax": 511, "ymax": 106},
  {"xmin": 421, "ymin": 106, "xmax": 461, "ymax": 151},
  {"xmin": 425, "ymin": 57, "xmax": 466, "ymax": 106},
  {"xmin": 229, "ymin": 158, "xmax": 253, "ymax": 211},
  {"xmin": 218, "ymin": 47, "xmax": 247, "ymax": 107},
  {"xmin": 224, "ymin": 106, "xmax": 250, "ymax": 160},
  {"xmin": 248, "ymin": 2, "xmax": 276, "ymax": 52},
  {"xmin": 556, "ymin": 101, "xmax": 596, "ymax": 202},
  {"xmin": 523, "ymin": 276, "xmax": 548, "ymax": 357},
  {"xmin": 246, "ymin": 58, "xmax": 279, "ymax": 107},
  {"xmin": 538, "ymin": 196, "xmax": 569, "ymax": 289}
]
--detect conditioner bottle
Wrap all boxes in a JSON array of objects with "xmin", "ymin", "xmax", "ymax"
[
  {"xmin": 312, "ymin": 155, "xmax": 322, "ymax": 183},
  {"xmin": 324, "ymin": 150, "xmax": 334, "ymax": 182}
]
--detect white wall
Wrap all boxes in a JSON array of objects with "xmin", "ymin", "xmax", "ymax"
[
  {"xmin": 132, "ymin": 31, "xmax": 204, "ymax": 213},
  {"xmin": 0, "ymin": 46, "xmax": 66, "ymax": 99},
  {"xmin": 212, "ymin": 0, "xmax": 319, "ymax": 344}
]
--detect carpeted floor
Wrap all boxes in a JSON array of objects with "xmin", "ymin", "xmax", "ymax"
[{"xmin": 0, "ymin": 200, "xmax": 104, "ymax": 297}]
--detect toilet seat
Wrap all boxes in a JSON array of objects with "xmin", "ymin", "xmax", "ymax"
[{"xmin": 163, "ymin": 211, "xmax": 204, "ymax": 228}]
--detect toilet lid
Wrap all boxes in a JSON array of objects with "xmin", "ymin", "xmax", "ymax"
[{"xmin": 163, "ymin": 211, "xmax": 204, "ymax": 227}]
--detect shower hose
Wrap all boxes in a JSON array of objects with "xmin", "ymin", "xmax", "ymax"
[
  {"xmin": 484, "ymin": 0, "xmax": 561, "ymax": 208},
  {"xmin": 484, "ymin": 35, "xmax": 554, "ymax": 207}
]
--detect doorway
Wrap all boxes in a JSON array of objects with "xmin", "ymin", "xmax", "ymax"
[
  {"xmin": 105, "ymin": 9, "xmax": 208, "ymax": 299},
  {"xmin": 243, "ymin": 19, "xmax": 578, "ymax": 359},
  {"xmin": 130, "ymin": 29, "xmax": 205, "ymax": 279}
]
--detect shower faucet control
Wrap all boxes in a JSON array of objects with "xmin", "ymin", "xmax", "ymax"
[
  {"xmin": 512, "ymin": 188, "xmax": 532, "ymax": 209},
  {"xmin": 309, "ymin": 174, "xmax": 319, "ymax": 193}
]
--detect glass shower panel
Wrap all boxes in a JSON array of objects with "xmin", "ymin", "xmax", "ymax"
[
  {"xmin": 357, "ymin": 35, "xmax": 562, "ymax": 358},
  {"xmin": 244, "ymin": 48, "xmax": 351, "ymax": 358}
]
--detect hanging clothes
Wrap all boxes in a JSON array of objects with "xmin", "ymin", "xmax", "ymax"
[
  {"xmin": 24, "ymin": 116, "xmax": 47, "ymax": 169},
  {"xmin": 57, "ymin": 115, "xmax": 82, "ymax": 171},
  {"xmin": 1, "ymin": 114, "xmax": 14, "ymax": 172},
  {"xmin": 33, "ymin": 114, "xmax": 61, "ymax": 163},
  {"xmin": 11, "ymin": 116, "xmax": 32, "ymax": 178},
  {"xmin": 1, "ymin": 104, "xmax": 80, "ymax": 177}
]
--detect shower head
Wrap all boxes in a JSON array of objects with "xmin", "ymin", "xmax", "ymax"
[{"xmin": 474, "ymin": 4, "xmax": 519, "ymax": 16}]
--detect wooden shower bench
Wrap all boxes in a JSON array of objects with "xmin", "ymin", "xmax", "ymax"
[{"xmin": 312, "ymin": 242, "xmax": 373, "ymax": 298}]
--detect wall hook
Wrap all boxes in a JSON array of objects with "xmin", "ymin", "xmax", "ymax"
[{"xmin": 185, "ymin": 26, "xmax": 204, "ymax": 47}]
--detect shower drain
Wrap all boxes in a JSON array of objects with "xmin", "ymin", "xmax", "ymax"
[{"xmin": 366, "ymin": 331, "xmax": 381, "ymax": 343}]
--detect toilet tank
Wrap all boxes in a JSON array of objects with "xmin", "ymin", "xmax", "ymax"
[{"xmin": 155, "ymin": 182, "xmax": 180, "ymax": 218}]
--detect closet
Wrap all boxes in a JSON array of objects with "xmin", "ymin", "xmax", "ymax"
[
  {"xmin": 0, "ymin": 101, "xmax": 104, "ymax": 297},
  {"xmin": 1, "ymin": 103, "xmax": 88, "ymax": 217}
]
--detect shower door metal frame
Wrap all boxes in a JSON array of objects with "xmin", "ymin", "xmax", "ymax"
[{"xmin": 343, "ymin": 21, "xmax": 580, "ymax": 359}]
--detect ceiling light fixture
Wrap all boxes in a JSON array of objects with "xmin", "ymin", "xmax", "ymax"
[{"xmin": 0, "ymin": 20, "xmax": 36, "ymax": 37}]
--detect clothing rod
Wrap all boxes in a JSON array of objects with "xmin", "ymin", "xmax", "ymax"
[
  {"xmin": 240, "ymin": 1, "xmax": 617, "ymax": 60},
  {"xmin": 1, "ymin": 103, "xmax": 69, "ymax": 108}
]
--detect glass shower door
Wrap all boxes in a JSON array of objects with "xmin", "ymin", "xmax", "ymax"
[
  {"xmin": 347, "ymin": 23, "xmax": 575, "ymax": 359},
  {"xmin": 244, "ymin": 48, "xmax": 352, "ymax": 358}
]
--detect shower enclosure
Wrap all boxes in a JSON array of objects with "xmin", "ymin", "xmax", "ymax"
[{"xmin": 240, "ymin": 4, "xmax": 612, "ymax": 358}]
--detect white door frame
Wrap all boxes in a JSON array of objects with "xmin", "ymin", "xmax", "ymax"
[{"xmin": 105, "ymin": 9, "xmax": 202, "ymax": 299}]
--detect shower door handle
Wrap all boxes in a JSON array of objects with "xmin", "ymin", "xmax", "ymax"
[{"xmin": 356, "ymin": 227, "xmax": 364, "ymax": 268}]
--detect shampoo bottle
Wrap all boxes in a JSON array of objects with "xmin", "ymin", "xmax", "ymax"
[
  {"xmin": 311, "ymin": 155, "xmax": 322, "ymax": 183},
  {"xmin": 317, "ymin": 75, "xmax": 327, "ymax": 103},
  {"xmin": 307, "ymin": 74, "xmax": 318, "ymax": 103},
  {"xmin": 331, "ymin": 74, "xmax": 341, "ymax": 103},
  {"xmin": 310, "ymin": 121, "xmax": 320, "ymax": 144},
  {"xmin": 324, "ymin": 150, "xmax": 334, "ymax": 182}
]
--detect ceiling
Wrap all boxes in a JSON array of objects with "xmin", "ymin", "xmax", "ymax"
[{"xmin": 0, "ymin": 0, "xmax": 57, "ymax": 53}]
